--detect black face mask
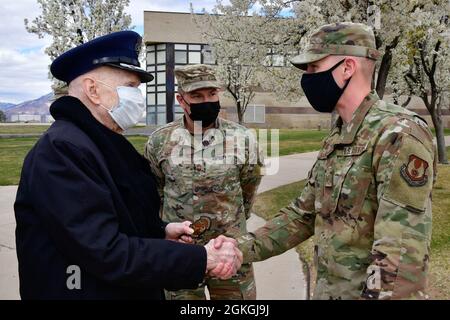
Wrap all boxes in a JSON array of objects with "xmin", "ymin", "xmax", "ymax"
[
  {"xmin": 301, "ymin": 59, "xmax": 351, "ymax": 113},
  {"xmin": 183, "ymin": 98, "xmax": 221, "ymax": 128}
]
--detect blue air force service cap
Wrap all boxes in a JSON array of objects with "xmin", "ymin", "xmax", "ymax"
[{"xmin": 50, "ymin": 31, "xmax": 154, "ymax": 84}]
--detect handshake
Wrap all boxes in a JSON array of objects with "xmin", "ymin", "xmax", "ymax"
[{"xmin": 165, "ymin": 221, "xmax": 242, "ymax": 280}]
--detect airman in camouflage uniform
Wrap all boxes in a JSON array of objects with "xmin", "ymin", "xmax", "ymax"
[
  {"xmin": 144, "ymin": 64, "xmax": 263, "ymax": 300},
  {"xmin": 237, "ymin": 22, "xmax": 436, "ymax": 300}
]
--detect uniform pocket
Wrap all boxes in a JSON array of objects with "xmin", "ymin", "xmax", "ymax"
[
  {"xmin": 335, "ymin": 164, "xmax": 372, "ymax": 229},
  {"xmin": 317, "ymin": 156, "xmax": 355, "ymax": 219},
  {"xmin": 316, "ymin": 144, "xmax": 372, "ymax": 230}
]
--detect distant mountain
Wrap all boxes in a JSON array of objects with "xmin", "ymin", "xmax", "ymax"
[
  {"xmin": 0, "ymin": 102, "xmax": 15, "ymax": 111},
  {"xmin": 5, "ymin": 93, "xmax": 53, "ymax": 116}
]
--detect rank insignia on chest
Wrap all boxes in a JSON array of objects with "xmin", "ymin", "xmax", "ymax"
[{"xmin": 400, "ymin": 154, "xmax": 429, "ymax": 187}]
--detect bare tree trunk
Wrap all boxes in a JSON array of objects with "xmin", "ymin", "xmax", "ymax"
[
  {"xmin": 401, "ymin": 96, "xmax": 412, "ymax": 108},
  {"xmin": 236, "ymin": 100, "xmax": 243, "ymax": 124},
  {"xmin": 431, "ymin": 101, "xmax": 449, "ymax": 164},
  {"xmin": 375, "ymin": 56, "xmax": 390, "ymax": 99},
  {"xmin": 375, "ymin": 37, "xmax": 399, "ymax": 99},
  {"xmin": 418, "ymin": 40, "xmax": 447, "ymax": 164}
]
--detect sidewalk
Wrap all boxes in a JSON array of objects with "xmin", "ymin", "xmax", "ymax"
[
  {"xmin": 246, "ymin": 151, "xmax": 318, "ymax": 300},
  {"xmin": 0, "ymin": 186, "xmax": 20, "ymax": 300}
]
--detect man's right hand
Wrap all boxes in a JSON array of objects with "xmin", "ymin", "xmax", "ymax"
[
  {"xmin": 204, "ymin": 237, "xmax": 243, "ymax": 280},
  {"xmin": 213, "ymin": 235, "xmax": 238, "ymax": 249}
]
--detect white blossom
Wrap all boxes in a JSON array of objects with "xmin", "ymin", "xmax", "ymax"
[{"xmin": 25, "ymin": 0, "xmax": 132, "ymax": 94}]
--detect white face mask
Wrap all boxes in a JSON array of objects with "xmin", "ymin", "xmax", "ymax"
[{"xmin": 97, "ymin": 80, "xmax": 145, "ymax": 130}]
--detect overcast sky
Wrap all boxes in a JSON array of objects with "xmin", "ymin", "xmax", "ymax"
[{"xmin": 0, "ymin": 0, "xmax": 221, "ymax": 104}]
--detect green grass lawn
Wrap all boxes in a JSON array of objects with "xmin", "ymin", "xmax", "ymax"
[
  {"xmin": 0, "ymin": 130, "xmax": 328, "ymax": 185},
  {"xmin": 431, "ymin": 128, "xmax": 450, "ymax": 136},
  {"xmin": 0, "ymin": 138, "xmax": 39, "ymax": 185},
  {"xmin": 0, "ymin": 136, "xmax": 150, "ymax": 185},
  {"xmin": 125, "ymin": 136, "xmax": 149, "ymax": 154},
  {"xmin": 0, "ymin": 124, "xmax": 150, "ymax": 135},
  {"xmin": 427, "ymin": 157, "xmax": 450, "ymax": 299},
  {"xmin": 0, "ymin": 125, "xmax": 50, "ymax": 135},
  {"xmin": 253, "ymin": 147, "xmax": 450, "ymax": 299},
  {"xmin": 265, "ymin": 129, "xmax": 328, "ymax": 156}
]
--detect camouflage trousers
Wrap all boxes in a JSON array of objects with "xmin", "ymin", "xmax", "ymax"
[{"xmin": 165, "ymin": 263, "xmax": 256, "ymax": 300}]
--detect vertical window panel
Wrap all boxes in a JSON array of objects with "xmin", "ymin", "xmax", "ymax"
[
  {"xmin": 156, "ymin": 64, "xmax": 166, "ymax": 71},
  {"xmin": 148, "ymin": 113, "xmax": 156, "ymax": 125},
  {"xmin": 175, "ymin": 51, "xmax": 187, "ymax": 64},
  {"xmin": 189, "ymin": 52, "xmax": 201, "ymax": 64},
  {"xmin": 157, "ymin": 93, "xmax": 166, "ymax": 105},
  {"xmin": 175, "ymin": 44, "xmax": 187, "ymax": 50},
  {"xmin": 147, "ymin": 52, "xmax": 155, "ymax": 65},
  {"xmin": 157, "ymin": 113, "xmax": 166, "ymax": 125},
  {"xmin": 189, "ymin": 44, "xmax": 201, "ymax": 51},
  {"xmin": 147, "ymin": 94, "xmax": 156, "ymax": 105},
  {"xmin": 157, "ymin": 51, "xmax": 166, "ymax": 64},
  {"xmin": 157, "ymin": 72, "xmax": 166, "ymax": 84}
]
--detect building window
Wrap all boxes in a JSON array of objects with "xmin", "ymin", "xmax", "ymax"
[
  {"xmin": 175, "ymin": 44, "xmax": 187, "ymax": 50},
  {"xmin": 174, "ymin": 43, "xmax": 211, "ymax": 66},
  {"xmin": 189, "ymin": 51, "xmax": 201, "ymax": 64},
  {"xmin": 146, "ymin": 42, "xmax": 217, "ymax": 126},
  {"xmin": 146, "ymin": 44, "xmax": 167, "ymax": 125},
  {"xmin": 244, "ymin": 105, "xmax": 266, "ymax": 123},
  {"xmin": 175, "ymin": 51, "xmax": 187, "ymax": 64}
]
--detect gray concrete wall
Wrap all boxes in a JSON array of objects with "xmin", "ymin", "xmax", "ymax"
[{"xmin": 144, "ymin": 11, "xmax": 205, "ymax": 44}]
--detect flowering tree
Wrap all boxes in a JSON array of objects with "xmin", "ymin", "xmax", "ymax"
[
  {"xmin": 196, "ymin": 0, "xmax": 450, "ymax": 162},
  {"xmin": 272, "ymin": 0, "xmax": 450, "ymax": 163},
  {"xmin": 192, "ymin": 0, "xmax": 303, "ymax": 124},
  {"xmin": 25, "ymin": 0, "xmax": 132, "ymax": 96},
  {"xmin": 390, "ymin": 1, "xmax": 450, "ymax": 164}
]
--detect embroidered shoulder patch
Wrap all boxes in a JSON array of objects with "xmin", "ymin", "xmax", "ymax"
[
  {"xmin": 400, "ymin": 155, "xmax": 429, "ymax": 187},
  {"xmin": 191, "ymin": 216, "xmax": 211, "ymax": 237}
]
